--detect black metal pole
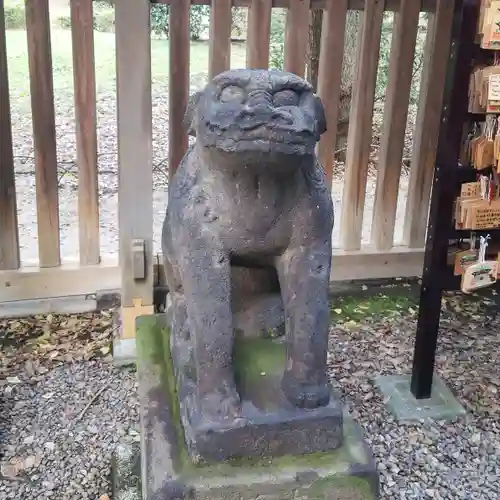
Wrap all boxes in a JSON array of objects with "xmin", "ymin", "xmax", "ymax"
[{"xmin": 410, "ymin": 0, "xmax": 480, "ymax": 399}]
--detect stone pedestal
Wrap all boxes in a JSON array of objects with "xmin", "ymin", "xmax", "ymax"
[{"xmin": 132, "ymin": 315, "xmax": 379, "ymax": 500}]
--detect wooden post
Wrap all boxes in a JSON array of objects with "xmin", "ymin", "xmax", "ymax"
[
  {"xmin": 284, "ymin": 0, "xmax": 310, "ymax": 77},
  {"xmin": 168, "ymin": 0, "xmax": 190, "ymax": 180},
  {"xmin": 371, "ymin": 0, "xmax": 420, "ymax": 250},
  {"xmin": 115, "ymin": 0, "xmax": 154, "ymax": 338},
  {"xmin": 209, "ymin": 0, "xmax": 232, "ymax": 79},
  {"xmin": 70, "ymin": 0, "xmax": 100, "ymax": 266},
  {"xmin": 316, "ymin": 0, "xmax": 348, "ymax": 187},
  {"xmin": 246, "ymin": 0, "xmax": 272, "ymax": 69},
  {"xmin": 0, "ymin": 0, "xmax": 20, "ymax": 271},
  {"xmin": 339, "ymin": 0, "xmax": 384, "ymax": 251},
  {"xmin": 403, "ymin": 0, "xmax": 455, "ymax": 248},
  {"xmin": 25, "ymin": 0, "xmax": 60, "ymax": 268},
  {"xmin": 410, "ymin": 0, "xmax": 471, "ymax": 399}
]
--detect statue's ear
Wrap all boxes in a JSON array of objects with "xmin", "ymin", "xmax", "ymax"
[
  {"xmin": 183, "ymin": 91, "xmax": 202, "ymax": 137},
  {"xmin": 313, "ymin": 94, "xmax": 327, "ymax": 138}
]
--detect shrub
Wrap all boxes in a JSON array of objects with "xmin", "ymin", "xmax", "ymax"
[
  {"xmin": 53, "ymin": 4, "xmax": 114, "ymax": 33},
  {"xmin": 189, "ymin": 5, "xmax": 208, "ymax": 41},
  {"xmin": 269, "ymin": 9, "xmax": 285, "ymax": 70},
  {"xmin": 4, "ymin": 1, "xmax": 25, "ymax": 30},
  {"xmin": 150, "ymin": 4, "xmax": 169, "ymax": 38},
  {"xmin": 93, "ymin": 7, "xmax": 115, "ymax": 32},
  {"xmin": 55, "ymin": 14, "xmax": 72, "ymax": 30}
]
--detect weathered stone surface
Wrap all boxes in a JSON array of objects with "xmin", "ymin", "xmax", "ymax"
[
  {"xmin": 166, "ymin": 296, "xmax": 342, "ymax": 462},
  {"xmin": 112, "ymin": 440, "xmax": 142, "ymax": 500},
  {"xmin": 136, "ymin": 315, "xmax": 379, "ymax": 500},
  {"xmin": 161, "ymin": 69, "xmax": 335, "ymax": 455}
]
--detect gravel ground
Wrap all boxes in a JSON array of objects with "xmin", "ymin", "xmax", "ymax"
[
  {"xmin": 10, "ymin": 87, "xmax": 410, "ymax": 264},
  {"xmin": 0, "ymin": 311, "xmax": 138, "ymax": 500},
  {"xmin": 1, "ymin": 291, "xmax": 500, "ymax": 499},
  {"xmin": 329, "ymin": 290, "xmax": 500, "ymax": 500}
]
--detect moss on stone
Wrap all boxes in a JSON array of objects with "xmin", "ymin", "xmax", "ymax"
[
  {"xmin": 136, "ymin": 315, "xmax": 375, "ymax": 497},
  {"xmin": 330, "ymin": 291, "xmax": 418, "ymax": 323},
  {"xmin": 233, "ymin": 336, "xmax": 286, "ymax": 397}
]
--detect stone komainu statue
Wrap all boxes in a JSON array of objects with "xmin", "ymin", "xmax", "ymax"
[{"xmin": 162, "ymin": 69, "xmax": 335, "ymax": 460}]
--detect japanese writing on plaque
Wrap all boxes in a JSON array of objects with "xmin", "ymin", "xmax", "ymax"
[
  {"xmin": 473, "ymin": 207, "xmax": 500, "ymax": 229},
  {"xmin": 460, "ymin": 182, "xmax": 479, "ymax": 199},
  {"xmin": 489, "ymin": 74, "xmax": 500, "ymax": 101}
]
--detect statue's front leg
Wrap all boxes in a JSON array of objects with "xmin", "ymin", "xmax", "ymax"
[
  {"xmin": 276, "ymin": 242, "xmax": 332, "ymax": 409},
  {"xmin": 177, "ymin": 239, "xmax": 240, "ymax": 424}
]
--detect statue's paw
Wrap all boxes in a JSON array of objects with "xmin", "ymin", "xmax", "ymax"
[
  {"xmin": 281, "ymin": 373, "xmax": 330, "ymax": 409},
  {"xmin": 199, "ymin": 386, "xmax": 241, "ymax": 425}
]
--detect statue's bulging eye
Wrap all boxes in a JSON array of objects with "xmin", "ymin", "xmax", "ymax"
[
  {"xmin": 273, "ymin": 89, "xmax": 300, "ymax": 107},
  {"xmin": 220, "ymin": 85, "xmax": 245, "ymax": 103}
]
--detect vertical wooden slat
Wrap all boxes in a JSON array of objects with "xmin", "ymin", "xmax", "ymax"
[
  {"xmin": 70, "ymin": 0, "xmax": 100, "ymax": 266},
  {"xmin": 316, "ymin": 0, "xmax": 348, "ymax": 186},
  {"xmin": 0, "ymin": 0, "xmax": 20, "ymax": 270},
  {"xmin": 25, "ymin": 0, "xmax": 60, "ymax": 267},
  {"xmin": 403, "ymin": 0, "xmax": 455, "ymax": 248},
  {"xmin": 339, "ymin": 0, "xmax": 384, "ymax": 251},
  {"xmin": 115, "ymin": 0, "xmax": 153, "ymax": 312},
  {"xmin": 209, "ymin": 0, "xmax": 232, "ymax": 79},
  {"xmin": 246, "ymin": 0, "xmax": 272, "ymax": 68},
  {"xmin": 371, "ymin": 0, "xmax": 420, "ymax": 250},
  {"xmin": 284, "ymin": 0, "xmax": 310, "ymax": 76},
  {"xmin": 169, "ymin": 0, "xmax": 190, "ymax": 179}
]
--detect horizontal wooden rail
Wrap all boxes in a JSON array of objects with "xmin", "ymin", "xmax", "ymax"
[
  {"xmin": 152, "ymin": 0, "xmax": 438, "ymax": 12},
  {"xmin": 0, "ymin": 247, "xmax": 424, "ymax": 303}
]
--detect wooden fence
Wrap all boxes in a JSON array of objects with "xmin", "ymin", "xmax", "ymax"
[{"xmin": 0, "ymin": 0, "xmax": 456, "ymax": 311}]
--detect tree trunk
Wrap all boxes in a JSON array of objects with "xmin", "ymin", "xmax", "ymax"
[
  {"xmin": 307, "ymin": 9, "xmax": 323, "ymax": 91},
  {"xmin": 337, "ymin": 10, "xmax": 361, "ymax": 161}
]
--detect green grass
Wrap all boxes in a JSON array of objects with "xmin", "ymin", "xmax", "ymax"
[{"xmin": 5, "ymin": 28, "xmax": 247, "ymax": 109}]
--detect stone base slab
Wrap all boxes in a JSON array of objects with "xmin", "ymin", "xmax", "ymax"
[
  {"xmin": 136, "ymin": 314, "xmax": 379, "ymax": 500},
  {"xmin": 373, "ymin": 374, "xmax": 466, "ymax": 423}
]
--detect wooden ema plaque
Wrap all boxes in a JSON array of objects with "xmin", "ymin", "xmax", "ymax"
[
  {"xmin": 454, "ymin": 249, "xmax": 478, "ymax": 276},
  {"xmin": 460, "ymin": 182, "xmax": 479, "ymax": 199},
  {"xmin": 471, "ymin": 205, "xmax": 500, "ymax": 229},
  {"xmin": 458, "ymin": 199, "xmax": 500, "ymax": 230},
  {"xmin": 461, "ymin": 261, "xmax": 498, "ymax": 293}
]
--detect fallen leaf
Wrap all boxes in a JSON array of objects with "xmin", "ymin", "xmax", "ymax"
[
  {"xmin": 1, "ymin": 458, "xmax": 24, "ymax": 477},
  {"xmin": 333, "ymin": 309, "xmax": 342, "ymax": 314}
]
